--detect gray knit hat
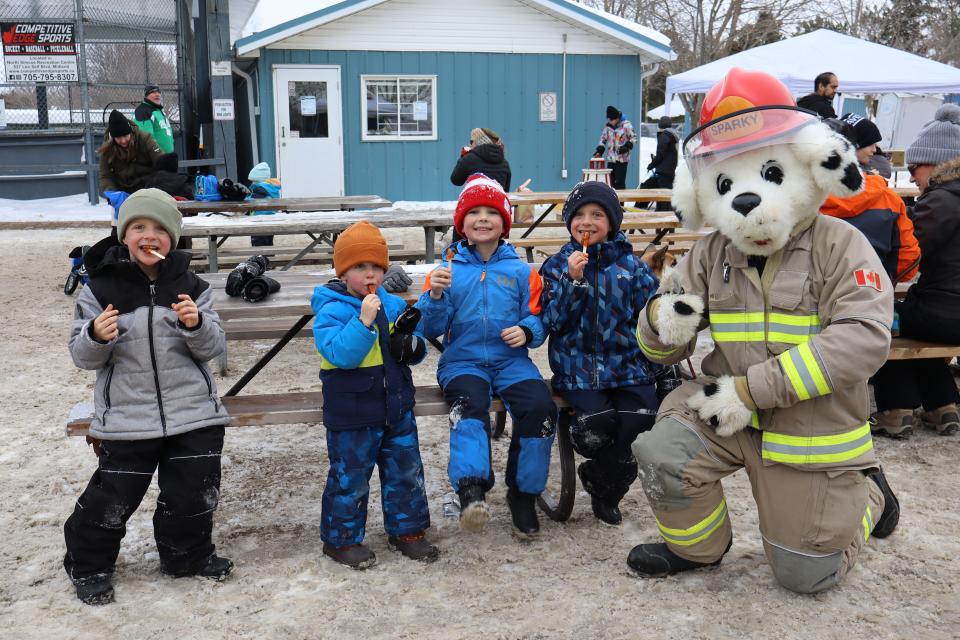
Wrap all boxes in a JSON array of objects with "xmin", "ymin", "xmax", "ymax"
[
  {"xmin": 117, "ymin": 188, "xmax": 182, "ymax": 247},
  {"xmin": 906, "ymin": 104, "xmax": 960, "ymax": 166}
]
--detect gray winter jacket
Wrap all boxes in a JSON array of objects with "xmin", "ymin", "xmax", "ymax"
[{"xmin": 70, "ymin": 237, "xmax": 229, "ymax": 440}]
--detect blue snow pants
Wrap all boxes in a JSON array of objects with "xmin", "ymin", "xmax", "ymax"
[
  {"xmin": 320, "ymin": 412, "xmax": 430, "ymax": 547},
  {"xmin": 443, "ymin": 366, "xmax": 557, "ymax": 495}
]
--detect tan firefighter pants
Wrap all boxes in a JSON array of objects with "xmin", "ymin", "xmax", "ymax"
[{"xmin": 632, "ymin": 381, "xmax": 885, "ymax": 594}]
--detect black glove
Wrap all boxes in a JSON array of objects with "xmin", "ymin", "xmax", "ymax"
[
  {"xmin": 382, "ymin": 264, "xmax": 413, "ymax": 293},
  {"xmin": 594, "ymin": 145, "xmax": 604, "ymax": 157},
  {"xmin": 620, "ymin": 141, "xmax": 634, "ymax": 153},
  {"xmin": 389, "ymin": 331, "xmax": 425, "ymax": 365}
]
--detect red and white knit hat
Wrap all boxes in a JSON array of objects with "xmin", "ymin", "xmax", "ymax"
[{"xmin": 454, "ymin": 173, "xmax": 512, "ymax": 238}]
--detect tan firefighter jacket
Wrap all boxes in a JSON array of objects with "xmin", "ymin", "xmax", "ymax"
[{"xmin": 638, "ymin": 214, "xmax": 893, "ymax": 472}]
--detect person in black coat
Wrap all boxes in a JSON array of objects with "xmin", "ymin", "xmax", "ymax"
[
  {"xmin": 451, "ymin": 127, "xmax": 511, "ymax": 191},
  {"xmin": 450, "ymin": 128, "xmax": 512, "ymax": 241},
  {"xmin": 637, "ymin": 116, "xmax": 679, "ymax": 211},
  {"xmin": 797, "ymin": 72, "xmax": 839, "ymax": 119}
]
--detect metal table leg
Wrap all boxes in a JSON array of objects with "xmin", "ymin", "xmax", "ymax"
[
  {"xmin": 207, "ymin": 235, "xmax": 219, "ymax": 272},
  {"xmin": 225, "ymin": 314, "xmax": 313, "ymax": 396},
  {"xmin": 519, "ymin": 204, "xmax": 556, "ymax": 239}
]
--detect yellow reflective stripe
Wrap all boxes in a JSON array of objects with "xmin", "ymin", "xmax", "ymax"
[
  {"xmin": 768, "ymin": 312, "xmax": 820, "ymax": 327},
  {"xmin": 712, "ymin": 330, "xmax": 766, "ymax": 342},
  {"xmin": 749, "ymin": 411, "xmax": 760, "ymax": 429},
  {"xmin": 320, "ymin": 326, "xmax": 386, "ymax": 370},
  {"xmin": 762, "ymin": 423, "xmax": 874, "ymax": 464},
  {"xmin": 862, "ymin": 506, "xmax": 873, "ymax": 542},
  {"xmin": 637, "ymin": 333, "xmax": 678, "ymax": 359},
  {"xmin": 779, "ymin": 348, "xmax": 810, "ymax": 400},
  {"xmin": 656, "ymin": 499, "xmax": 728, "ymax": 547},
  {"xmin": 778, "ymin": 342, "xmax": 832, "ymax": 400},
  {"xmin": 766, "ymin": 331, "xmax": 812, "ymax": 345},
  {"xmin": 798, "ymin": 342, "xmax": 831, "ymax": 396}
]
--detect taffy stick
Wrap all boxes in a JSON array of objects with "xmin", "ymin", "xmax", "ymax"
[
  {"xmin": 581, "ymin": 231, "xmax": 590, "ymax": 256},
  {"xmin": 447, "ymin": 249, "xmax": 454, "ymax": 271},
  {"xmin": 367, "ymin": 283, "xmax": 377, "ymax": 294},
  {"xmin": 147, "ymin": 248, "xmax": 165, "ymax": 260}
]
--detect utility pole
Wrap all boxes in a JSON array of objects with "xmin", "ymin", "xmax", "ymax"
[{"xmin": 201, "ymin": 0, "xmax": 236, "ymax": 180}]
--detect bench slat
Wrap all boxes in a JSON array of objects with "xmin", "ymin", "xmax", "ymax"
[{"xmin": 887, "ymin": 338, "xmax": 960, "ymax": 360}]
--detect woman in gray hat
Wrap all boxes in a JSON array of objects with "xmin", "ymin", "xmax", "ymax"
[{"xmin": 871, "ymin": 104, "xmax": 960, "ymax": 438}]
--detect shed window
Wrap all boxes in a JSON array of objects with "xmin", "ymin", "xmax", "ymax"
[{"xmin": 362, "ymin": 75, "xmax": 436, "ymax": 141}]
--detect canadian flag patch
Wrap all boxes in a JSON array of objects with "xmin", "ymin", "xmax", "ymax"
[{"xmin": 854, "ymin": 268, "xmax": 883, "ymax": 292}]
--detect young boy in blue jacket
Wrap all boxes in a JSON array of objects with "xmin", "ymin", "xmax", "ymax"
[
  {"xmin": 417, "ymin": 174, "xmax": 557, "ymax": 537},
  {"xmin": 311, "ymin": 221, "xmax": 437, "ymax": 569},
  {"xmin": 540, "ymin": 182, "xmax": 660, "ymax": 525}
]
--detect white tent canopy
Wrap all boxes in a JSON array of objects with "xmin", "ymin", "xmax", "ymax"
[
  {"xmin": 646, "ymin": 97, "xmax": 685, "ymax": 120},
  {"xmin": 664, "ymin": 29, "xmax": 960, "ymax": 116}
]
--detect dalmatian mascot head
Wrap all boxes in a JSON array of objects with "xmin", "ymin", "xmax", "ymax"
[
  {"xmin": 672, "ymin": 67, "xmax": 863, "ymax": 257},
  {"xmin": 656, "ymin": 68, "xmax": 864, "ymax": 437}
]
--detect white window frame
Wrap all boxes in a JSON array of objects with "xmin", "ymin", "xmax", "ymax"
[{"xmin": 361, "ymin": 74, "xmax": 438, "ymax": 142}]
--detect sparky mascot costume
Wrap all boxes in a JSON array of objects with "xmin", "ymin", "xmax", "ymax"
[{"xmin": 628, "ymin": 68, "xmax": 900, "ymax": 593}]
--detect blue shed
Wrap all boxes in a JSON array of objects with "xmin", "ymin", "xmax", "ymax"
[{"xmin": 234, "ymin": 0, "xmax": 674, "ymax": 200}]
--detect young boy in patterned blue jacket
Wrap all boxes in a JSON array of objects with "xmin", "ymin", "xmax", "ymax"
[
  {"xmin": 540, "ymin": 182, "xmax": 660, "ymax": 525},
  {"xmin": 417, "ymin": 174, "xmax": 557, "ymax": 537},
  {"xmin": 311, "ymin": 221, "xmax": 437, "ymax": 569}
]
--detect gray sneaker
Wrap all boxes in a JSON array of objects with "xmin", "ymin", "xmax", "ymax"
[
  {"xmin": 870, "ymin": 409, "xmax": 914, "ymax": 439},
  {"xmin": 921, "ymin": 404, "xmax": 960, "ymax": 436}
]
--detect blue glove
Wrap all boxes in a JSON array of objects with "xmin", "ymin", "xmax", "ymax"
[{"xmin": 104, "ymin": 190, "xmax": 130, "ymax": 215}]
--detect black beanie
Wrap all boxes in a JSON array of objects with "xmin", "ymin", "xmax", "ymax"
[
  {"xmin": 606, "ymin": 105, "xmax": 621, "ymax": 120},
  {"xmin": 144, "ymin": 83, "xmax": 161, "ymax": 97},
  {"xmin": 563, "ymin": 181, "xmax": 623, "ymax": 239},
  {"xmin": 840, "ymin": 113, "xmax": 882, "ymax": 149},
  {"xmin": 107, "ymin": 109, "xmax": 132, "ymax": 138},
  {"xmin": 658, "ymin": 116, "xmax": 673, "ymax": 129}
]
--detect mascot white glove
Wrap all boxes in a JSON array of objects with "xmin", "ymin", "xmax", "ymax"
[
  {"xmin": 649, "ymin": 269, "xmax": 705, "ymax": 346},
  {"xmin": 687, "ymin": 376, "xmax": 756, "ymax": 437}
]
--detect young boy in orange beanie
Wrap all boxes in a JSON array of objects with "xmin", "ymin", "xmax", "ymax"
[{"xmin": 310, "ymin": 221, "xmax": 436, "ymax": 569}]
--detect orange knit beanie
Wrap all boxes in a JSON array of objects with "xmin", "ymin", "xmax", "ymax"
[{"xmin": 334, "ymin": 221, "xmax": 389, "ymax": 276}]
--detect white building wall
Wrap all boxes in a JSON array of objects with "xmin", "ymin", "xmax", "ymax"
[{"xmin": 269, "ymin": 0, "xmax": 632, "ymax": 55}]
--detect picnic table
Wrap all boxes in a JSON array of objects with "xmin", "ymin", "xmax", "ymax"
[
  {"xmin": 183, "ymin": 208, "xmax": 455, "ymax": 272},
  {"xmin": 507, "ymin": 188, "xmax": 671, "ymax": 237},
  {"xmin": 176, "ymin": 195, "xmax": 392, "ymax": 215}
]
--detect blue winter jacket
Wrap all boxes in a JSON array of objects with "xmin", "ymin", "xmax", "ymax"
[
  {"xmin": 416, "ymin": 241, "xmax": 546, "ymax": 387},
  {"xmin": 540, "ymin": 233, "xmax": 659, "ymax": 390},
  {"xmin": 311, "ymin": 281, "xmax": 425, "ymax": 430}
]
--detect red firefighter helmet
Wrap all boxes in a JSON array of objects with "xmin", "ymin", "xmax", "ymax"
[{"xmin": 683, "ymin": 67, "xmax": 819, "ymax": 174}]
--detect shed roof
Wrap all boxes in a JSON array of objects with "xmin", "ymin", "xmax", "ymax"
[{"xmin": 235, "ymin": 0, "xmax": 673, "ymax": 60}]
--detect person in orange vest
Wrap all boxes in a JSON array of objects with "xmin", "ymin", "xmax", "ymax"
[{"xmin": 820, "ymin": 116, "xmax": 920, "ymax": 283}]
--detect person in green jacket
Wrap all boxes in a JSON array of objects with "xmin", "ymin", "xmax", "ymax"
[{"xmin": 134, "ymin": 84, "xmax": 174, "ymax": 153}]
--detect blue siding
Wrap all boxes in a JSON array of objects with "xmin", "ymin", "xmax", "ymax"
[
  {"xmin": 256, "ymin": 50, "xmax": 641, "ymax": 201},
  {"xmin": 842, "ymin": 97, "xmax": 867, "ymax": 118}
]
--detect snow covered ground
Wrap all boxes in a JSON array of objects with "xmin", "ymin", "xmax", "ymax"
[{"xmin": 0, "ymin": 227, "xmax": 958, "ymax": 639}]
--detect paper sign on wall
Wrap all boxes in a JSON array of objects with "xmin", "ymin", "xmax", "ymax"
[
  {"xmin": 539, "ymin": 92, "xmax": 557, "ymax": 122},
  {"xmin": 300, "ymin": 95, "xmax": 317, "ymax": 116},
  {"xmin": 212, "ymin": 98, "xmax": 234, "ymax": 121},
  {"xmin": 413, "ymin": 101, "xmax": 428, "ymax": 121},
  {"xmin": 211, "ymin": 61, "xmax": 232, "ymax": 76}
]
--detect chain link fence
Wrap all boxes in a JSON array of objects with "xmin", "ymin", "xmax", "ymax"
[{"xmin": 0, "ymin": 0, "xmax": 180, "ymax": 133}]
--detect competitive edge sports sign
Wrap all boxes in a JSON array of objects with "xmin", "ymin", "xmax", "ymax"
[{"xmin": 1, "ymin": 22, "xmax": 78, "ymax": 83}]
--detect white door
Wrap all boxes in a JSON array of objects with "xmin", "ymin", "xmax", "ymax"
[{"xmin": 273, "ymin": 66, "xmax": 344, "ymax": 197}]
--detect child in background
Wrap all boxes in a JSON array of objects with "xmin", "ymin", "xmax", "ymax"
[
  {"xmin": 247, "ymin": 161, "xmax": 282, "ymax": 247},
  {"xmin": 540, "ymin": 182, "xmax": 660, "ymax": 524},
  {"xmin": 417, "ymin": 174, "xmax": 556, "ymax": 537},
  {"xmin": 65, "ymin": 188, "xmax": 233, "ymax": 605},
  {"xmin": 311, "ymin": 221, "xmax": 437, "ymax": 569}
]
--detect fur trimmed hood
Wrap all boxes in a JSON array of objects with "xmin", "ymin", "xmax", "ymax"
[{"xmin": 929, "ymin": 155, "xmax": 960, "ymax": 188}]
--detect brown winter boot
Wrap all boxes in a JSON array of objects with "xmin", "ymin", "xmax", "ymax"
[
  {"xmin": 870, "ymin": 409, "xmax": 914, "ymax": 439},
  {"xmin": 388, "ymin": 531, "xmax": 439, "ymax": 563},
  {"xmin": 921, "ymin": 404, "xmax": 960, "ymax": 436},
  {"xmin": 322, "ymin": 542, "xmax": 377, "ymax": 570}
]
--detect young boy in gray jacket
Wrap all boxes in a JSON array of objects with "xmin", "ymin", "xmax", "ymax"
[{"xmin": 65, "ymin": 189, "xmax": 232, "ymax": 605}]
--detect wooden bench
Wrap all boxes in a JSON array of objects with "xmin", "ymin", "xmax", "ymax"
[
  {"xmin": 65, "ymin": 386, "xmax": 579, "ymax": 523},
  {"xmin": 887, "ymin": 337, "xmax": 960, "ymax": 360}
]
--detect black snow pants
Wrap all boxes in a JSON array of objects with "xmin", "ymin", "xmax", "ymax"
[{"xmin": 63, "ymin": 425, "xmax": 225, "ymax": 584}]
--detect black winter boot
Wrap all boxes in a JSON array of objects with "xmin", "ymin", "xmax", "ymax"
[
  {"xmin": 506, "ymin": 488, "xmax": 540, "ymax": 537},
  {"xmin": 165, "ymin": 553, "xmax": 234, "ymax": 581},
  {"xmin": 867, "ymin": 468, "xmax": 900, "ymax": 539},
  {"xmin": 577, "ymin": 461, "xmax": 628, "ymax": 525},
  {"xmin": 74, "ymin": 575, "xmax": 114, "ymax": 606},
  {"xmin": 457, "ymin": 481, "xmax": 490, "ymax": 533},
  {"xmin": 627, "ymin": 539, "xmax": 731, "ymax": 578},
  {"xmin": 323, "ymin": 543, "xmax": 377, "ymax": 570}
]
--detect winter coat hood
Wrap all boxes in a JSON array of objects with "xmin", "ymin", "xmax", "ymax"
[{"xmin": 69, "ymin": 237, "xmax": 228, "ymax": 440}]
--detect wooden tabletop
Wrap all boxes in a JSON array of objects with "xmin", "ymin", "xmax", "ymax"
[
  {"xmin": 508, "ymin": 188, "xmax": 671, "ymax": 205},
  {"xmin": 181, "ymin": 209, "xmax": 454, "ymax": 237},
  {"xmin": 177, "ymin": 195, "xmax": 393, "ymax": 215}
]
